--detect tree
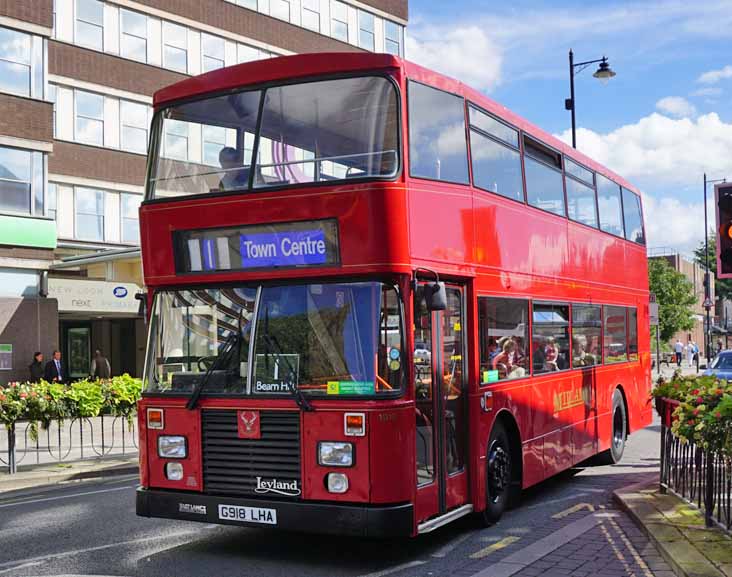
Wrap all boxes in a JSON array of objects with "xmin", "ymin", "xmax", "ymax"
[
  {"xmin": 648, "ymin": 258, "xmax": 696, "ymax": 342},
  {"xmin": 692, "ymin": 236, "xmax": 732, "ymax": 299}
]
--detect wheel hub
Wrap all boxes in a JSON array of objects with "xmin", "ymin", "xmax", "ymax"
[{"xmin": 488, "ymin": 444, "xmax": 510, "ymax": 497}]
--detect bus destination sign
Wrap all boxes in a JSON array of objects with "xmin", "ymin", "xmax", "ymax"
[{"xmin": 174, "ymin": 219, "xmax": 339, "ymax": 274}]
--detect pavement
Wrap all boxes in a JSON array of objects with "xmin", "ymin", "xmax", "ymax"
[
  {"xmin": 0, "ymin": 418, "xmax": 682, "ymax": 577},
  {"xmin": 614, "ymin": 478, "xmax": 732, "ymax": 577}
]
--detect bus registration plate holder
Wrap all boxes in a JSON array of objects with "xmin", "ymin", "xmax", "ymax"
[{"xmin": 218, "ymin": 504, "xmax": 277, "ymax": 525}]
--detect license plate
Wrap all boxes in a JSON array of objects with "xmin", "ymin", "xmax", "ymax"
[{"xmin": 218, "ymin": 504, "xmax": 277, "ymax": 525}]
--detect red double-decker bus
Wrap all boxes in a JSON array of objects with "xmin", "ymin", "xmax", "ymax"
[{"xmin": 136, "ymin": 52, "xmax": 652, "ymax": 537}]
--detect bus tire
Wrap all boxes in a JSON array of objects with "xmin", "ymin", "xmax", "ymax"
[
  {"xmin": 482, "ymin": 421, "xmax": 513, "ymax": 525},
  {"xmin": 597, "ymin": 388, "xmax": 627, "ymax": 465}
]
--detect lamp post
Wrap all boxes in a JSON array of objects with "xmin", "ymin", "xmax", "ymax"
[
  {"xmin": 704, "ymin": 173, "xmax": 727, "ymax": 362},
  {"xmin": 565, "ymin": 50, "xmax": 616, "ymax": 148}
]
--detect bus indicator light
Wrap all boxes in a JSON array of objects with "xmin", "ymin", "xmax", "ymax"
[
  {"xmin": 147, "ymin": 408, "xmax": 164, "ymax": 429},
  {"xmin": 344, "ymin": 413, "xmax": 365, "ymax": 436}
]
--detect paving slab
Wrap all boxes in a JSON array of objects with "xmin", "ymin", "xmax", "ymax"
[{"xmin": 614, "ymin": 477, "xmax": 732, "ymax": 577}]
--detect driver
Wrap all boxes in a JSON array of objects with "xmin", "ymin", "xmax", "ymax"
[{"xmin": 218, "ymin": 147, "xmax": 250, "ymax": 191}]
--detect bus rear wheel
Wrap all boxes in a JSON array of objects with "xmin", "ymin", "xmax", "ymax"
[
  {"xmin": 482, "ymin": 422, "xmax": 512, "ymax": 525},
  {"xmin": 597, "ymin": 388, "xmax": 627, "ymax": 465}
]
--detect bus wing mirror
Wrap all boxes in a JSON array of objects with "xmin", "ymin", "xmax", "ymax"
[{"xmin": 426, "ymin": 282, "xmax": 447, "ymax": 311}]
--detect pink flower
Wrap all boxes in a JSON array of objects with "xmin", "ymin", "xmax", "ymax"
[
  {"xmin": 696, "ymin": 396, "xmax": 704, "ymax": 405},
  {"xmin": 715, "ymin": 411, "xmax": 722, "ymax": 419},
  {"xmin": 693, "ymin": 408, "xmax": 700, "ymax": 416},
  {"xmin": 19, "ymin": 393, "xmax": 27, "ymax": 399},
  {"xmin": 692, "ymin": 389, "xmax": 700, "ymax": 396},
  {"xmin": 688, "ymin": 419, "xmax": 696, "ymax": 426}
]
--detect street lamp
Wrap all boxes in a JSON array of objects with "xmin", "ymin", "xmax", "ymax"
[
  {"xmin": 704, "ymin": 172, "xmax": 727, "ymax": 362},
  {"xmin": 565, "ymin": 50, "xmax": 616, "ymax": 148}
]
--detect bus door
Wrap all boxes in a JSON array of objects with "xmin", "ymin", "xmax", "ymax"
[{"xmin": 414, "ymin": 283, "xmax": 469, "ymax": 524}]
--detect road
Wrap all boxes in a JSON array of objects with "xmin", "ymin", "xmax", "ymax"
[{"xmin": 0, "ymin": 422, "xmax": 674, "ymax": 577}]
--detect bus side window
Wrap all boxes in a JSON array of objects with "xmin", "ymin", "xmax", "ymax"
[{"xmin": 478, "ymin": 297, "xmax": 529, "ymax": 383}]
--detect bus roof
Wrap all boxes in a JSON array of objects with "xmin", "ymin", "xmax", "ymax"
[{"xmin": 153, "ymin": 52, "xmax": 638, "ymax": 195}]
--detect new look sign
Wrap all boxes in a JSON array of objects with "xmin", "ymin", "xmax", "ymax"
[{"xmin": 176, "ymin": 219, "xmax": 339, "ymax": 274}]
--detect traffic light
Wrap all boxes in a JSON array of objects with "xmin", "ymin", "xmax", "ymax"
[{"xmin": 716, "ymin": 183, "xmax": 732, "ymax": 277}]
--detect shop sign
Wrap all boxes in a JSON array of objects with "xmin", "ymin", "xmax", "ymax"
[{"xmin": 48, "ymin": 279, "xmax": 141, "ymax": 314}]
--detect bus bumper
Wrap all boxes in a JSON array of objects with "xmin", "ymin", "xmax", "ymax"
[{"xmin": 136, "ymin": 487, "xmax": 414, "ymax": 537}]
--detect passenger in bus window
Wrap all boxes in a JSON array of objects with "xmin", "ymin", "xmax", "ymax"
[
  {"xmin": 218, "ymin": 147, "xmax": 250, "ymax": 191},
  {"xmin": 573, "ymin": 335, "xmax": 596, "ymax": 367},
  {"xmin": 544, "ymin": 337, "xmax": 560, "ymax": 371},
  {"xmin": 492, "ymin": 339, "xmax": 515, "ymax": 378}
]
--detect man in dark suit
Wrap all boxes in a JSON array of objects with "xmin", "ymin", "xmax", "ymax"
[
  {"xmin": 44, "ymin": 350, "xmax": 64, "ymax": 383},
  {"xmin": 29, "ymin": 352, "xmax": 44, "ymax": 382}
]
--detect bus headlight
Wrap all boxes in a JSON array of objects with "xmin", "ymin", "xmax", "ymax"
[
  {"xmin": 318, "ymin": 442, "xmax": 354, "ymax": 467},
  {"xmin": 158, "ymin": 436, "xmax": 187, "ymax": 459},
  {"xmin": 326, "ymin": 473, "xmax": 349, "ymax": 494},
  {"xmin": 165, "ymin": 462, "xmax": 184, "ymax": 481}
]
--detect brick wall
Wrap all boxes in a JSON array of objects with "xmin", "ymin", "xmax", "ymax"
[
  {"xmin": 0, "ymin": 0, "xmax": 52, "ymax": 28},
  {"xmin": 49, "ymin": 142, "xmax": 147, "ymax": 186},
  {"xmin": 135, "ymin": 0, "xmax": 365, "ymax": 54},
  {"xmin": 0, "ymin": 93, "xmax": 52, "ymax": 143},
  {"xmin": 358, "ymin": 0, "xmax": 407, "ymax": 20},
  {"xmin": 49, "ymin": 42, "xmax": 188, "ymax": 97}
]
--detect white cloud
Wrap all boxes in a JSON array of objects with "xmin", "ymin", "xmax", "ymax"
[
  {"xmin": 405, "ymin": 25, "xmax": 502, "ymax": 91},
  {"xmin": 555, "ymin": 112, "xmax": 732, "ymax": 252},
  {"xmin": 655, "ymin": 96, "xmax": 696, "ymax": 118},
  {"xmin": 691, "ymin": 87, "xmax": 723, "ymax": 97},
  {"xmin": 697, "ymin": 65, "xmax": 732, "ymax": 84}
]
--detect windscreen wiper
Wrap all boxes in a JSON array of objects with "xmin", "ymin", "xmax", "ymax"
[
  {"xmin": 186, "ymin": 312, "xmax": 243, "ymax": 411},
  {"xmin": 261, "ymin": 306, "xmax": 313, "ymax": 412}
]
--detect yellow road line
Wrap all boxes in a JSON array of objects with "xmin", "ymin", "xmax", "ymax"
[
  {"xmin": 469, "ymin": 536, "xmax": 520, "ymax": 559},
  {"xmin": 552, "ymin": 502, "xmax": 595, "ymax": 519}
]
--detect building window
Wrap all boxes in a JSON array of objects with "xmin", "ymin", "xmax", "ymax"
[
  {"xmin": 572, "ymin": 304, "xmax": 602, "ymax": 367},
  {"xmin": 163, "ymin": 119, "xmax": 189, "ymax": 161},
  {"xmin": 478, "ymin": 297, "xmax": 529, "ymax": 382},
  {"xmin": 234, "ymin": 0, "xmax": 257, "ymax": 9},
  {"xmin": 75, "ymin": 187, "xmax": 105, "ymax": 241},
  {"xmin": 121, "ymin": 193, "xmax": 141, "ymax": 244},
  {"xmin": 271, "ymin": 0, "xmax": 291, "ymax": 21},
  {"xmin": 0, "ymin": 27, "xmax": 31, "ymax": 97},
  {"xmin": 604, "ymin": 305, "xmax": 627, "ymax": 363},
  {"xmin": 47, "ymin": 182, "xmax": 57, "ymax": 220},
  {"xmin": 48, "ymin": 84, "xmax": 57, "ymax": 137},
  {"xmin": 238, "ymin": 43, "xmax": 259, "ymax": 63},
  {"xmin": 75, "ymin": 89, "xmax": 104, "ymax": 146},
  {"xmin": 120, "ymin": 100, "xmax": 149, "ymax": 154},
  {"xmin": 75, "ymin": 0, "xmax": 104, "ymax": 51},
  {"xmin": 358, "ymin": 11, "xmax": 375, "ymax": 51},
  {"xmin": 201, "ymin": 33, "xmax": 225, "ymax": 73},
  {"xmin": 0, "ymin": 146, "xmax": 44, "ymax": 215},
  {"xmin": 408, "ymin": 81, "xmax": 469, "ymax": 184},
  {"xmin": 302, "ymin": 0, "xmax": 320, "ymax": 32},
  {"xmin": 331, "ymin": 1, "xmax": 348, "ymax": 42},
  {"xmin": 120, "ymin": 9, "xmax": 147, "ymax": 63},
  {"xmin": 163, "ymin": 22, "xmax": 187, "ymax": 73},
  {"xmin": 532, "ymin": 302, "xmax": 570, "ymax": 374},
  {"xmin": 384, "ymin": 20, "xmax": 402, "ymax": 56}
]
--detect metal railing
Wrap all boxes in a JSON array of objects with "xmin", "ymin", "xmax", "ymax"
[
  {"xmin": 1, "ymin": 414, "xmax": 138, "ymax": 474},
  {"xmin": 659, "ymin": 398, "xmax": 732, "ymax": 532}
]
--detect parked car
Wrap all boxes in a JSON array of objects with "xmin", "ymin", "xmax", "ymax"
[{"xmin": 703, "ymin": 350, "xmax": 732, "ymax": 379}]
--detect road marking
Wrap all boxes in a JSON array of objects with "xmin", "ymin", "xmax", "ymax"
[
  {"xmin": 471, "ymin": 511, "xmax": 618, "ymax": 577},
  {"xmin": 355, "ymin": 560, "xmax": 426, "ymax": 577},
  {"xmin": 0, "ymin": 528, "xmax": 213, "ymax": 573},
  {"xmin": 470, "ymin": 536, "xmax": 520, "ymax": 559},
  {"xmin": 0, "ymin": 484, "xmax": 135, "ymax": 509},
  {"xmin": 598, "ymin": 519, "xmax": 637, "ymax": 576},
  {"xmin": 608, "ymin": 516, "xmax": 654, "ymax": 577},
  {"xmin": 552, "ymin": 502, "xmax": 595, "ymax": 519},
  {"xmin": 431, "ymin": 532, "xmax": 473, "ymax": 558}
]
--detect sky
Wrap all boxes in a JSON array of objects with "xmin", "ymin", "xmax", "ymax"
[{"xmin": 405, "ymin": 0, "xmax": 732, "ymax": 254}]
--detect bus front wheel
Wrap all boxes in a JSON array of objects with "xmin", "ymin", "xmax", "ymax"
[
  {"xmin": 597, "ymin": 388, "xmax": 627, "ymax": 465},
  {"xmin": 482, "ymin": 422, "xmax": 512, "ymax": 525}
]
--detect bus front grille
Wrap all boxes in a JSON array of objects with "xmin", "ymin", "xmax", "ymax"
[{"xmin": 201, "ymin": 410, "xmax": 301, "ymax": 499}]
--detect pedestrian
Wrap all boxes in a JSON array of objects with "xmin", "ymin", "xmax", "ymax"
[
  {"xmin": 674, "ymin": 339, "xmax": 683, "ymax": 367},
  {"xmin": 718, "ymin": 339, "xmax": 724, "ymax": 355},
  {"xmin": 44, "ymin": 350, "xmax": 64, "ymax": 383},
  {"xmin": 28, "ymin": 352, "xmax": 44, "ymax": 382},
  {"xmin": 691, "ymin": 341, "xmax": 700, "ymax": 372},
  {"xmin": 90, "ymin": 349, "xmax": 111, "ymax": 379},
  {"xmin": 686, "ymin": 339, "xmax": 694, "ymax": 367}
]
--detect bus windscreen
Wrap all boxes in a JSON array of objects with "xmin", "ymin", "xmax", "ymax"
[{"xmin": 149, "ymin": 76, "xmax": 399, "ymax": 199}]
